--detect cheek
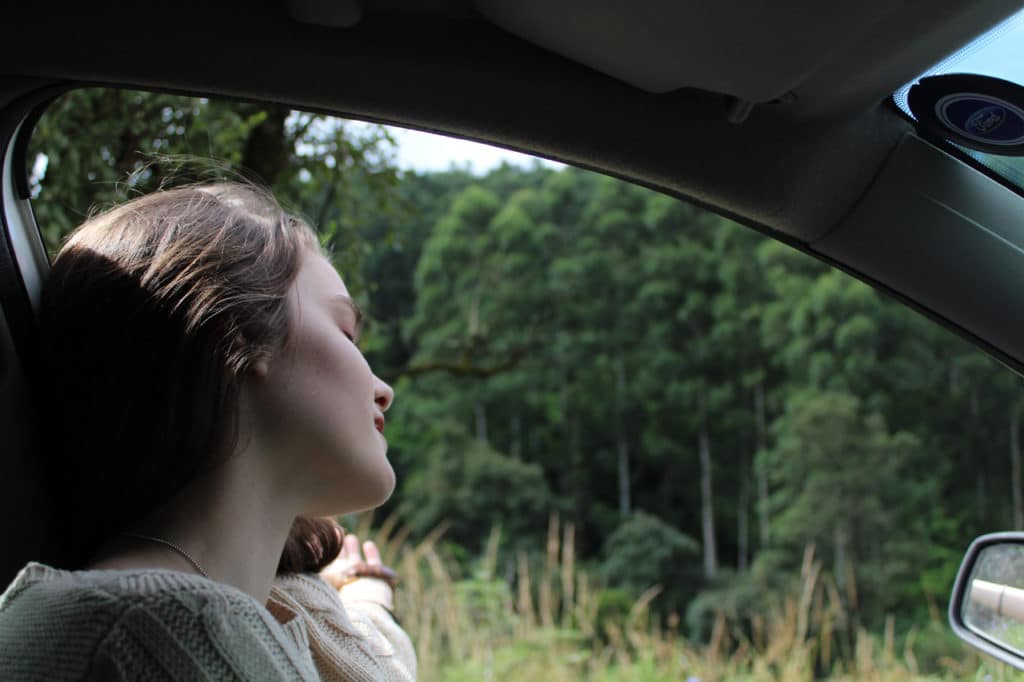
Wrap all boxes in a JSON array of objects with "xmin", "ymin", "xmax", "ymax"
[
  {"xmin": 299, "ymin": 333, "xmax": 373, "ymax": 421},
  {"xmin": 268, "ymin": 309, "xmax": 376, "ymax": 425},
  {"xmin": 292, "ymin": 318, "xmax": 352, "ymax": 379},
  {"xmin": 321, "ymin": 340, "xmax": 370, "ymax": 395}
]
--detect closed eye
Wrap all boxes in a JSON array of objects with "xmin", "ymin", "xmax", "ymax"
[{"xmin": 330, "ymin": 295, "xmax": 363, "ymax": 344}]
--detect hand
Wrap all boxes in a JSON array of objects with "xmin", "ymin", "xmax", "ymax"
[{"xmin": 319, "ymin": 531, "xmax": 398, "ymax": 611}]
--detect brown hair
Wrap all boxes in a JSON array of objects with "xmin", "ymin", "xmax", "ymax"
[{"xmin": 36, "ymin": 182, "xmax": 341, "ymax": 573}]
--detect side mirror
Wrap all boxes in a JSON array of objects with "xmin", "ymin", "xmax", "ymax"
[{"xmin": 950, "ymin": 532, "xmax": 1024, "ymax": 669}]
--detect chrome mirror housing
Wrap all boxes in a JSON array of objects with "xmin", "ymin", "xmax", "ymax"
[{"xmin": 951, "ymin": 532, "xmax": 1024, "ymax": 669}]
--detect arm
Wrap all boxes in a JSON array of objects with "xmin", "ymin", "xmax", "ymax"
[
  {"xmin": 338, "ymin": 585, "xmax": 418, "ymax": 680},
  {"xmin": 272, "ymin": 534, "xmax": 417, "ymax": 681},
  {"xmin": 270, "ymin": 574, "xmax": 417, "ymax": 681}
]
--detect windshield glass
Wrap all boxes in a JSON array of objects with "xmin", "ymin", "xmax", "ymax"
[{"xmin": 894, "ymin": 7, "xmax": 1024, "ymax": 190}]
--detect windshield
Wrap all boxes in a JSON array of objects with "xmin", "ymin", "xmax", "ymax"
[{"xmin": 894, "ymin": 7, "xmax": 1024, "ymax": 191}]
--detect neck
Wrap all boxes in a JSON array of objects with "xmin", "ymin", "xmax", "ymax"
[{"xmin": 88, "ymin": 443, "xmax": 300, "ymax": 604}]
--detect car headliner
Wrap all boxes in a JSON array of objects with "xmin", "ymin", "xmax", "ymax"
[{"xmin": 0, "ymin": 0, "xmax": 1019, "ymax": 238}]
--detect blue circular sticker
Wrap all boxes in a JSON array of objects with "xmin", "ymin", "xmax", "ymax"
[{"xmin": 937, "ymin": 94, "xmax": 1024, "ymax": 146}]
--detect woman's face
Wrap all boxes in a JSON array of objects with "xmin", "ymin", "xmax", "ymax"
[{"xmin": 249, "ymin": 249, "xmax": 395, "ymax": 515}]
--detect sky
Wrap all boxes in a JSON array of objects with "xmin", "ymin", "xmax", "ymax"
[
  {"xmin": 889, "ymin": 6, "xmax": 1024, "ymax": 188},
  {"xmin": 385, "ymin": 126, "xmax": 565, "ymax": 175},
  {"xmin": 893, "ymin": 7, "xmax": 1024, "ymax": 114}
]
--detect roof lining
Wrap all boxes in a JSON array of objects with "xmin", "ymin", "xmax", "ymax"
[{"xmin": 0, "ymin": 5, "xmax": 914, "ymax": 241}]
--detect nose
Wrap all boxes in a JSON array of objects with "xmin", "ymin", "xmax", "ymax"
[{"xmin": 373, "ymin": 375, "xmax": 394, "ymax": 412}]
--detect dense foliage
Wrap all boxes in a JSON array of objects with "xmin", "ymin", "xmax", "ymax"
[{"xmin": 29, "ymin": 89, "xmax": 1024, "ymax": 659}]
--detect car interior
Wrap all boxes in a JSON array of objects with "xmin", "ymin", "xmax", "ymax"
[{"xmin": 3, "ymin": 0, "xmax": 1024, "ymax": 666}]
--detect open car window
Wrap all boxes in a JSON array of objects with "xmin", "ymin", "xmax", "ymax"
[{"xmin": 25, "ymin": 87, "xmax": 1024, "ymax": 679}]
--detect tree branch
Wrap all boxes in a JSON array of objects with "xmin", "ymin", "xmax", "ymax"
[{"xmin": 383, "ymin": 345, "xmax": 531, "ymax": 382}]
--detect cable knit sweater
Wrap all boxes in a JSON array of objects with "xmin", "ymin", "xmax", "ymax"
[{"xmin": 0, "ymin": 562, "xmax": 417, "ymax": 681}]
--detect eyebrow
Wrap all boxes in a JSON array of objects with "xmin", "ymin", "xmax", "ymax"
[{"xmin": 331, "ymin": 294, "xmax": 364, "ymax": 336}]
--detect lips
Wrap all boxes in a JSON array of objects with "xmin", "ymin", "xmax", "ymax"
[{"xmin": 374, "ymin": 414, "xmax": 386, "ymax": 434}]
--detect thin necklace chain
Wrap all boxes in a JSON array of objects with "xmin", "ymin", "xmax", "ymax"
[{"xmin": 123, "ymin": 532, "xmax": 210, "ymax": 578}]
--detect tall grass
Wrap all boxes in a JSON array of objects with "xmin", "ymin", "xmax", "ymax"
[{"xmin": 349, "ymin": 513, "xmax": 1022, "ymax": 681}]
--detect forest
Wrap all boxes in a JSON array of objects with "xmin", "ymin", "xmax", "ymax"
[{"xmin": 26, "ymin": 88, "xmax": 1024, "ymax": 680}]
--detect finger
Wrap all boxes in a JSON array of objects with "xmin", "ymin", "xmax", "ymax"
[
  {"xmin": 363, "ymin": 541, "xmax": 382, "ymax": 566},
  {"xmin": 344, "ymin": 533, "xmax": 362, "ymax": 561}
]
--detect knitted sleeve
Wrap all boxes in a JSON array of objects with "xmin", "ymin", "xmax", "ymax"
[
  {"xmin": 269, "ymin": 574, "xmax": 417, "ymax": 682},
  {"xmin": 0, "ymin": 565, "xmax": 320, "ymax": 682},
  {"xmin": 341, "ymin": 598, "xmax": 418, "ymax": 681},
  {"xmin": 84, "ymin": 583, "xmax": 320, "ymax": 681}
]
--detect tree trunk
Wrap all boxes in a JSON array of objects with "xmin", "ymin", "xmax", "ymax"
[
  {"xmin": 240, "ymin": 105, "xmax": 292, "ymax": 186},
  {"xmin": 977, "ymin": 472, "xmax": 987, "ymax": 527},
  {"xmin": 559, "ymin": 378, "xmax": 574, "ymax": 498},
  {"xmin": 755, "ymin": 380, "xmax": 769, "ymax": 550},
  {"xmin": 737, "ymin": 449, "xmax": 749, "ymax": 572},
  {"xmin": 615, "ymin": 352, "xmax": 631, "ymax": 516},
  {"xmin": 510, "ymin": 412, "xmax": 523, "ymax": 460},
  {"xmin": 1012, "ymin": 397, "xmax": 1023, "ymax": 529},
  {"xmin": 569, "ymin": 408, "xmax": 587, "ymax": 552},
  {"xmin": 617, "ymin": 440, "xmax": 631, "ymax": 516},
  {"xmin": 834, "ymin": 521, "xmax": 848, "ymax": 591},
  {"xmin": 699, "ymin": 393, "xmax": 718, "ymax": 580},
  {"xmin": 474, "ymin": 401, "xmax": 488, "ymax": 444}
]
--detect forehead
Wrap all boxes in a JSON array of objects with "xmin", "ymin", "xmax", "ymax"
[{"xmin": 294, "ymin": 250, "xmax": 350, "ymax": 300}]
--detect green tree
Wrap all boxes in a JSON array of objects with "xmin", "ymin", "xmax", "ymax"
[
  {"xmin": 761, "ymin": 389, "xmax": 931, "ymax": 624},
  {"xmin": 601, "ymin": 510, "xmax": 701, "ymax": 616},
  {"xmin": 29, "ymin": 88, "xmax": 401, "ymax": 286}
]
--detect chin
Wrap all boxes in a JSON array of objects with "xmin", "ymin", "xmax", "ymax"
[
  {"xmin": 364, "ymin": 464, "xmax": 398, "ymax": 509},
  {"xmin": 316, "ymin": 464, "xmax": 397, "ymax": 516}
]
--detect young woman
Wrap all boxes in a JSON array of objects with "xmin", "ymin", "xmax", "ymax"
[{"xmin": 0, "ymin": 182, "xmax": 416, "ymax": 680}]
